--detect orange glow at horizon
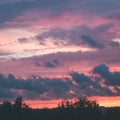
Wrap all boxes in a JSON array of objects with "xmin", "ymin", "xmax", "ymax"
[
  {"xmin": 89, "ymin": 96, "xmax": 120, "ymax": 107},
  {"xmin": 25, "ymin": 99, "xmax": 62, "ymax": 109},
  {"xmin": 24, "ymin": 96, "xmax": 120, "ymax": 109}
]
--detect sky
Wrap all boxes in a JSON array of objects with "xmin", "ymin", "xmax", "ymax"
[{"xmin": 0, "ymin": 0, "xmax": 120, "ymax": 108}]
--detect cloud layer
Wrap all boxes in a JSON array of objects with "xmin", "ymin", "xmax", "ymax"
[{"xmin": 0, "ymin": 64, "xmax": 120, "ymax": 100}]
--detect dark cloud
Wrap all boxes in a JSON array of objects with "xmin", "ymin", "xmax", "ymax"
[
  {"xmin": 30, "ymin": 24, "xmax": 119, "ymax": 49},
  {"xmin": 18, "ymin": 37, "xmax": 28, "ymax": 43},
  {"xmin": 69, "ymin": 0, "xmax": 120, "ymax": 15},
  {"xmin": 93, "ymin": 64, "xmax": 120, "ymax": 85},
  {"xmin": 0, "ymin": 0, "xmax": 33, "ymax": 5},
  {"xmin": 34, "ymin": 27, "xmax": 105, "ymax": 49},
  {"xmin": 109, "ymin": 41, "xmax": 120, "ymax": 47},
  {"xmin": 44, "ymin": 78, "xmax": 69, "ymax": 98},
  {"xmin": 0, "ymin": 1, "xmax": 31, "ymax": 24},
  {"xmin": 0, "ymin": 73, "xmax": 70, "ymax": 99},
  {"xmin": 0, "ymin": 0, "xmax": 67, "ymax": 26},
  {"xmin": 34, "ymin": 60, "xmax": 60, "ymax": 68},
  {"xmin": 53, "ymin": 59, "xmax": 60, "ymax": 65},
  {"xmin": 0, "ymin": 73, "xmax": 47, "ymax": 94},
  {"xmin": 93, "ymin": 64, "xmax": 110, "ymax": 78},
  {"xmin": 35, "ymin": 27, "xmax": 68, "ymax": 42},
  {"xmin": 70, "ymin": 71, "xmax": 114, "ymax": 97},
  {"xmin": 26, "ymin": 47, "xmax": 120, "ymax": 67},
  {"xmin": 34, "ymin": 62, "xmax": 41, "ymax": 67},
  {"xmin": 44, "ymin": 59, "xmax": 60, "ymax": 68},
  {"xmin": 1, "ymin": 0, "xmax": 120, "ymax": 28},
  {"xmin": 0, "ymin": 87, "xmax": 16, "ymax": 98},
  {"xmin": 44, "ymin": 62, "xmax": 55, "ymax": 68},
  {"xmin": 0, "ymin": 64, "xmax": 120, "ymax": 100},
  {"xmin": 106, "ymin": 12, "xmax": 120, "ymax": 20},
  {"xmin": 70, "ymin": 72, "xmax": 91, "ymax": 83},
  {"xmin": 81, "ymin": 35, "xmax": 104, "ymax": 48}
]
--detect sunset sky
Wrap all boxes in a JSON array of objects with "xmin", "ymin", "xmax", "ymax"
[{"xmin": 0, "ymin": 0, "xmax": 120, "ymax": 108}]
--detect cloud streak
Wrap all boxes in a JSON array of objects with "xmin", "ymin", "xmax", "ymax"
[{"xmin": 33, "ymin": 27, "xmax": 106, "ymax": 49}]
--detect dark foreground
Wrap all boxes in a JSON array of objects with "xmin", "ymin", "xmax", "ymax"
[
  {"xmin": 1, "ymin": 107, "xmax": 120, "ymax": 120},
  {"xmin": 0, "ymin": 97, "xmax": 120, "ymax": 120}
]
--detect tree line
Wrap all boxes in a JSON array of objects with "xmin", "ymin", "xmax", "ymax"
[{"xmin": 0, "ymin": 96, "xmax": 120, "ymax": 120}]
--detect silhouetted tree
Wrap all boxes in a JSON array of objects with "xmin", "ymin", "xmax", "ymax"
[
  {"xmin": 13, "ymin": 96, "xmax": 22, "ymax": 109},
  {"xmin": 58, "ymin": 97, "xmax": 99, "ymax": 109},
  {"xmin": 73, "ymin": 97, "xmax": 99, "ymax": 109},
  {"xmin": 2, "ymin": 96, "xmax": 120, "ymax": 120},
  {"xmin": 58, "ymin": 99, "xmax": 73, "ymax": 109},
  {"xmin": 13, "ymin": 96, "xmax": 29, "ymax": 109},
  {"xmin": 1, "ymin": 100, "xmax": 12, "ymax": 111}
]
